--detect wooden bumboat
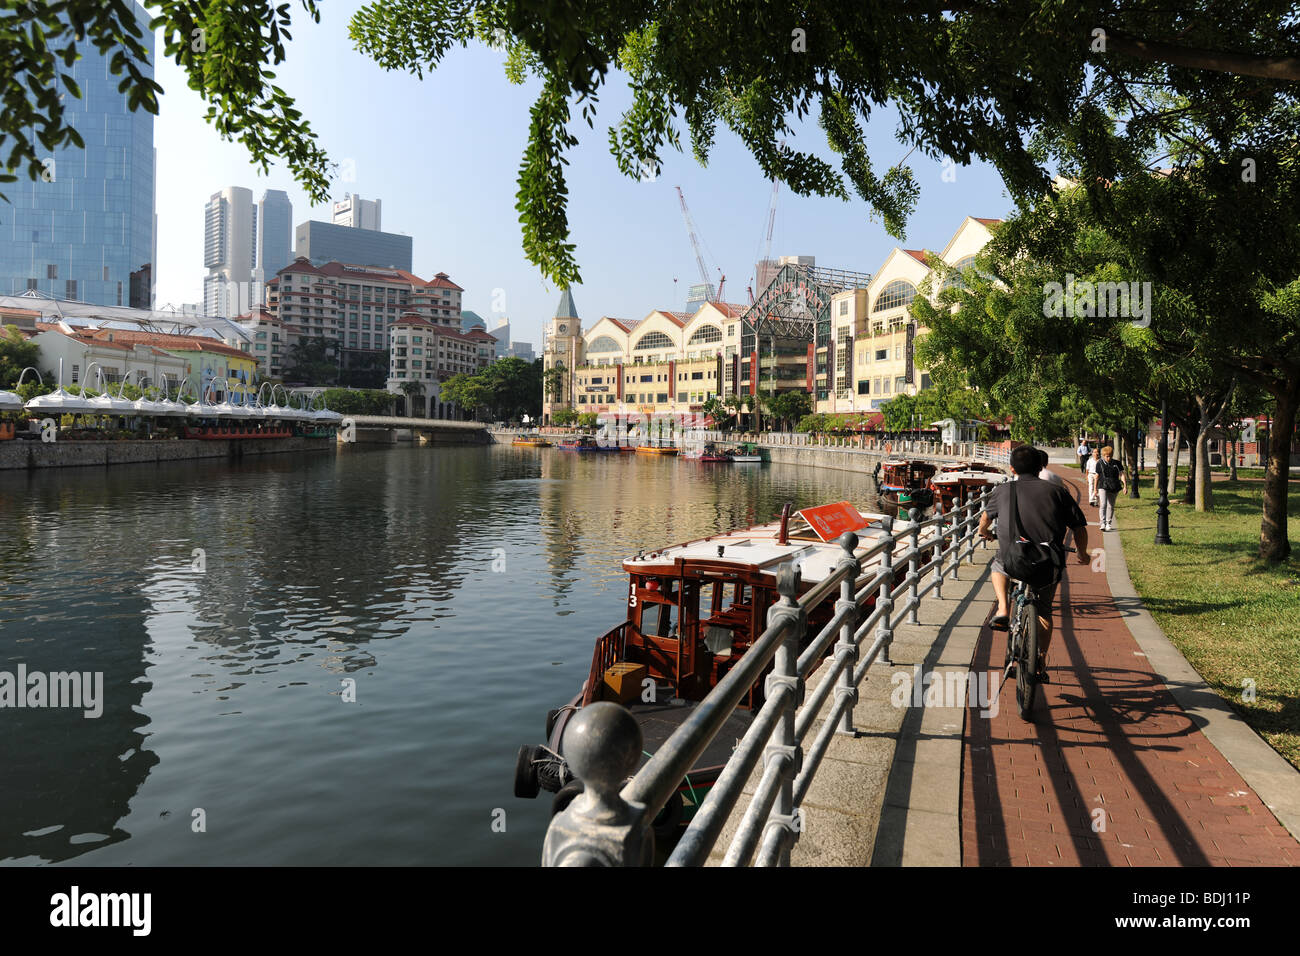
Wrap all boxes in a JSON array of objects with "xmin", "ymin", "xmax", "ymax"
[
  {"xmin": 558, "ymin": 435, "xmax": 619, "ymax": 452},
  {"xmin": 874, "ymin": 458, "xmax": 938, "ymax": 512},
  {"xmin": 635, "ymin": 444, "xmax": 680, "ymax": 456},
  {"xmin": 730, "ymin": 442, "xmax": 763, "ymax": 463},
  {"xmin": 928, "ymin": 468, "xmax": 1007, "ymax": 513},
  {"xmin": 512, "ymin": 436, "xmax": 553, "ymax": 447},
  {"xmin": 514, "ymin": 499, "xmax": 942, "ymax": 836}
]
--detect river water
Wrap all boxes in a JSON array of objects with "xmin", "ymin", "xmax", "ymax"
[{"xmin": 0, "ymin": 444, "xmax": 881, "ymax": 866}]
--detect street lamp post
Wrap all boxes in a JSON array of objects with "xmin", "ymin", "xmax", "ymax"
[{"xmin": 1155, "ymin": 395, "xmax": 1173, "ymax": 545}]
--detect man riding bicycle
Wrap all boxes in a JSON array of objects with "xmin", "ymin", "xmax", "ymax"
[{"xmin": 978, "ymin": 445, "xmax": 1090, "ymax": 679}]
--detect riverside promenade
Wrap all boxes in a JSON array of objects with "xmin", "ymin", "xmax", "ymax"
[
  {"xmin": 958, "ymin": 467, "xmax": 1300, "ymax": 866},
  {"xmin": 702, "ymin": 463, "xmax": 1300, "ymax": 866}
]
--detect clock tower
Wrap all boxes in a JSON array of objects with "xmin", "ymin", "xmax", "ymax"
[{"xmin": 543, "ymin": 288, "xmax": 583, "ymax": 423}]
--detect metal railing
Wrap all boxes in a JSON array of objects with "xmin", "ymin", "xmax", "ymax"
[{"xmin": 541, "ymin": 488, "xmax": 993, "ymax": 866}]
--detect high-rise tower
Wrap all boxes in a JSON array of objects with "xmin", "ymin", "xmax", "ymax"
[{"xmin": 0, "ymin": 0, "xmax": 155, "ymax": 307}]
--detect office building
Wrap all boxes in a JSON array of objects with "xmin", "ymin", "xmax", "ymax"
[
  {"xmin": 294, "ymin": 221, "xmax": 412, "ymax": 272},
  {"xmin": 256, "ymin": 189, "xmax": 293, "ymax": 286},
  {"xmin": 332, "ymin": 193, "xmax": 381, "ymax": 230},
  {"xmin": 203, "ymin": 186, "xmax": 256, "ymax": 319},
  {"xmin": 0, "ymin": 0, "xmax": 155, "ymax": 307}
]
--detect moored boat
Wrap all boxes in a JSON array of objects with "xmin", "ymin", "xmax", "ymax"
[
  {"xmin": 558, "ymin": 435, "xmax": 619, "ymax": 452},
  {"xmin": 730, "ymin": 441, "xmax": 763, "ymax": 463},
  {"xmin": 635, "ymin": 443, "xmax": 680, "ymax": 456},
  {"xmin": 929, "ymin": 467, "xmax": 1007, "ymax": 513},
  {"xmin": 514, "ymin": 499, "xmax": 940, "ymax": 834},
  {"xmin": 874, "ymin": 458, "xmax": 937, "ymax": 512},
  {"xmin": 512, "ymin": 436, "xmax": 553, "ymax": 447}
]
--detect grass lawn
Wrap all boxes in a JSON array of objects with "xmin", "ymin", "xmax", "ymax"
[{"xmin": 1115, "ymin": 483, "xmax": 1300, "ymax": 770}]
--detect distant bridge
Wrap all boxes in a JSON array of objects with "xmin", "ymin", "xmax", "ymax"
[{"xmin": 346, "ymin": 416, "xmax": 487, "ymax": 431}]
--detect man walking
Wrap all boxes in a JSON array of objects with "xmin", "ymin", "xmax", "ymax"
[
  {"xmin": 1086, "ymin": 447, "xmax": 1101, "ymax": 507},
  {"xmin": 1095, "ymin": 445, "xmax": 1127, "ymax": 531},
  {"xmin": 1076, "ymin": 438, "xmax": 1090, "ymax": 473}
]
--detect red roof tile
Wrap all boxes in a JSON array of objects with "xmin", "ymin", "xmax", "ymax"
[
  {"xmin": 973, "ymin": 217, "xmax": 1003, "ymax": 226},
  {"xmin": 904, "ymin": 249, "xmax": 928, "ymax": 263}
]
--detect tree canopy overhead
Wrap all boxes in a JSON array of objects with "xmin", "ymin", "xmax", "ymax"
[{"xmin": 5, "ymin": 2, "xmax": 1300, "ymax": 285}]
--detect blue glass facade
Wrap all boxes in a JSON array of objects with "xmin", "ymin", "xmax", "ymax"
[{"xmin": 0, "ymin": 2, "xmax": 155, "ymax": 306}]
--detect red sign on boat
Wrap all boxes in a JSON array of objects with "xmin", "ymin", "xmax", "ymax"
[{"xmin": 796, "ymin": 501, "xmax": 871, "ymax": 542}]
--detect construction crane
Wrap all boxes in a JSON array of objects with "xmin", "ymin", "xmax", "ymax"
[{"xmin": 675, "ymin": 186, "xmax": 719, "ymax": 303}]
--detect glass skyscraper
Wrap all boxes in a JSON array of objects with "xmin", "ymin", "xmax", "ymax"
[{"xmin": 0, "ymin": 1, "xmax": 155, "ymax": 307}]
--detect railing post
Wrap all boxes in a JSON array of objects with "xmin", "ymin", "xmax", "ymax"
[
  {"xmin": 761, "ymin": 564, "xmax": 805, "ymax": 865},
  {"xmin": 935, "ymin": 506, "xmax": 948, "ymax": 600},
  {"xmin": 833, "ymin": 532, "xmax": 860, "ymax": 736},
  {"xmin": 877, "ymin": 516, "xmax": 895, "ymax": 665},
  {"xmin": 967, "ymin": 496, "xmax": 978, "ymax": 564},
  {"xmin": 541, "ymin": 702, "xmax": 654, "ymax": 866},
  {"xmin": 979, "ymin": 488, "xmax": 991, "ymax": 549},
  {"xmin": 907, "ymin": 507, "xmax": 921, "ymax": 625}
]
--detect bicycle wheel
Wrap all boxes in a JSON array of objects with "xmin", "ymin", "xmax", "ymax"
[{"xmin": 1016, "ymin": 601, "xmax": 1039, "ymax": 720}]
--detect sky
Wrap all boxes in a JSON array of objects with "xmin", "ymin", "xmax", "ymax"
[{"xmin": 152, "ymin": 1, "xmax": 1014, "ymax": 349}]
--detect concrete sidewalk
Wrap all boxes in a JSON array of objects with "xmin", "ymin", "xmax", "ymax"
[{"xmin": 960, "ymin": 469, "xmax": 1300, "ymax": 866}]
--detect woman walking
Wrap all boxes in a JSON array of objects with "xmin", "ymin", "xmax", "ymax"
[{"xmin": 1095, "ymin": 445, "xmax": 1127, "ymax": 532}]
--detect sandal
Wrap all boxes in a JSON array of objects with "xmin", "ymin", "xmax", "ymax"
[{"xmin": 990, "ymin": 614, "xmax": 1009, "ymax": 631}]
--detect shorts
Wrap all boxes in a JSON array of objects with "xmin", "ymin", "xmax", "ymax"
[{"xmin": 990, "ymin": 554, "xmax": 1059, "ymax": 612}]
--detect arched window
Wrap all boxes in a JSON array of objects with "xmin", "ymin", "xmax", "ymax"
[
  {"xmin": 942, "ymin": 255, "xmax": 977, "ymax": 291},
  {"xmin": 687, "ymin": 324, "xmax": 722, "ymax": 345},
  {"xmin": 633, "ymin": 331, "xmax": 674, "ymax": 351},
  {"xmin": 588, "ymin": 335, "xmax": 622, "ymax": 352},
  {"xmin": 872, "ymin": 279, "xmax": 917, "ymax": 313}
]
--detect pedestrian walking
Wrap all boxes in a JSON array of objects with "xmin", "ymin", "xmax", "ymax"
[
  {"xmin": 1076, "ymin": 438, "xmax": 1090, "ymax": 473},
  {"xmin": 1086, "ymin": 447, "xmax": 1101, "ymax": 506},
  {"xmin": 1095, "ymin": 445, "xmax": 1126, "ymax": 531},
  {"xmin": 1038, "ymin": 448, "xmax": 1064, "ymax": 485}
]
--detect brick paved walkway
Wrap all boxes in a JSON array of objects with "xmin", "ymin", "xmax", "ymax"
[{"xmin": 962, "ymin": 470, "xmax": 1300, "ymax": 866}]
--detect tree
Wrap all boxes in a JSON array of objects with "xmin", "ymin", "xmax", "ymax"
[
  {"xmin": 916, "ymin": 161, "xmax": 1300, "ymax": 560},
  {"xmin": 439, "ymin": 372, "xmax": 490, "ymax": 419},
  {"xmin": 542, "ymin": 366, "xmax": 565, "ymax": 404},
  {"xmin": 551, "ymin": 407, "xmax": 578, "ymax": 426},
  {"xmin": 701, "ymin": 395, "xmax": 735, "ymax": 430},
  {"xmin": 399, "ymin": 380, "xmax": 427, "ymax": 416},
  {"xmin": 283, "ymin": 336, "xmax": 340, "ymax": 386},
  {"xmin": 765, "ymin": 390, "xmax": 811, "ymax": 431},
  {"xmin": 7, "ymin": 4, "xmax": 1300, "ymax": 286},
  {"xmin": 0, "ymin": 324, "xmax": 42, "ymax": 389}
]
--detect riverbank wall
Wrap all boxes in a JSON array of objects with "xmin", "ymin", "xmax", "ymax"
[{"xmin": 0, "ymin": 437, "xmax": 338, "ymax": 471}]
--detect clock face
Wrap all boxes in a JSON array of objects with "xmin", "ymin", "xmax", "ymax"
[{"xmin": 557, "ymin": 323, "xmax": 568, "ymax": 334}]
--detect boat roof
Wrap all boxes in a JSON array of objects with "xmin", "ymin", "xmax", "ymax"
[
  {"xmin": 932, "ymin": 470, "xmax": 1008, "ymax": 483},
  {"xmin": 623, "ymin": 502, "xmax": 938, "ymax": 584}
]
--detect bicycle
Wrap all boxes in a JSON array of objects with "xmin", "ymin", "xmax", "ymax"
[{"xmin": 1000, "ymin": 546, "xmax": 1074, "ymax": 720}]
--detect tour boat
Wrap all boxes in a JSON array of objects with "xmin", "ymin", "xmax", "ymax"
[
  {"xmin": 730, "ymin": 442, "xmax": 763, "ymax": 463},
  {"xmin": 929, "ymin": 468, "xmax": 1007, "ymax": 513},
  {"xmin": 635, "ymin": 443, "xmax": 680, "ymax": 456},
  {"xmin": 683, "ymin": 442, "xmax": 732, "ymax": 462},
  {"xmin": 558, "ymin": 435, "xmax": 618, "ymax": 452},
  {"xmin": 512, "ymin": 436, "xmax": 553, "ymax": 447},
  {"xmin": 874, "ymin": 458, "xmax": 938, "ymax": 511},
  {"xmin": 514, "ymin": 499, "xmax": 940, "ymax": 836}
]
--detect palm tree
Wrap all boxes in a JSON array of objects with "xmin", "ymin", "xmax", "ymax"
[{"xmin": 399, "ymin": 380, "xmax": 426, "ymax": 418}]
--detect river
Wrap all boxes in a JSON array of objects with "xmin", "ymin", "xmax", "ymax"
[{"xmin": 0, "ymin": 444, "xmax": 882, "ymax": 865}]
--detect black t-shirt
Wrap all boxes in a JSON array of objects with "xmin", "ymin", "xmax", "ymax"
[
  {"xmin": 1096, "ymin": 458, "xmax": 1124, "ymax": 490},
  {"xmin": 985, "ymin": 475, "xmax": 1087, "ymax": 550}
]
